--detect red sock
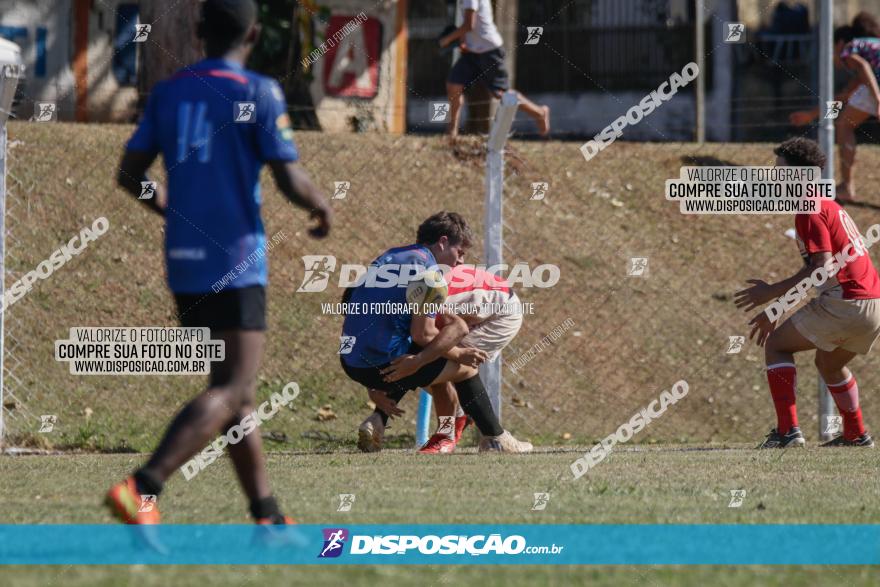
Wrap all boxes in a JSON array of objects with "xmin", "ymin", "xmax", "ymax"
[
  {"xmin": 826, "ymin": 375, "xmax": 865, "ymax": 440},
  {"xmin": 767, "ymin": 363, "xmax": 798, "ymax": 432}
]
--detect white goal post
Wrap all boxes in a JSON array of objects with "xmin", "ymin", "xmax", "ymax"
[
  {"xmin": 482, "ymin": 90, "xmax": 518, "ymax": 418},
  {"xmin": 817, "ymin": 0, "xmax": 837, "ymax": 442},
  {"xmin": 0, "ymin": 38, "xmax": 23, "ymax": 445}
]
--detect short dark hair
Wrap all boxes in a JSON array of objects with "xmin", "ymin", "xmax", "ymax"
[
  {"xmin": 852, "ymin": 11, "xmax": 880, "ymax": 38},
  {"xmin": 774, "ymin": 137, "xmax": 827, "ymax": 169},
  {"xmin": 416, "ymin": 211, "xmax": 474, "ymax": 248},
  {"xmin": 198, "ymin": 0, "xmax": 257, "ymax": 54},
  {"xmin": 834, "ymin": 25, "xmax": 855, "ymax": 44}
]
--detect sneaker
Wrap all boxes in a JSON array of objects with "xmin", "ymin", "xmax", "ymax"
[
  {"xmin": 357, "ymin": 412, "xmax": 385, "ymax": 453},
  {"xmin": 478, "ymin": 430, "xmax": 533, "ymax": 453},
  {"xmin": 757, "ymin": 427, "xmax": 806, "ymax": 449},
  {"xmin": 418, "ymin": 434, "xmax": 456, "ymax": 454},
  {"xmin": 105, "ymin": 477, "xmax": 161, "ymax": 524},
  {"xmin": 820, "ymin": 432, "xmax": 874, "ymax": 447},
  {"xmin": 454, "ymin": 415, "xmax": 471, "ymax": 444}
]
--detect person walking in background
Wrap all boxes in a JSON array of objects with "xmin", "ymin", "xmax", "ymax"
[
  {"xmin": 438, "ymin": 0, "xmax": 550, "ymax": 138},
  {"xmin": 790, "ymin": 12, "xmax": 880, "ymax": 204}
]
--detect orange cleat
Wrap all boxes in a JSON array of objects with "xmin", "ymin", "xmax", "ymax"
[
  {"xmin": 254, "ymin": 515, "xmax": 305, "ymax": 548},
  {"xmin": 105, "ymin": 477, "xmax": 161, "ymax": 525},
  {"xmin": 255, "ymin": 515, "xmax": 296, "ymax": 525}
]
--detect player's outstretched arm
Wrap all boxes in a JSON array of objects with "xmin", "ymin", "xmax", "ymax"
[
  {"xmin": 412, "ymin": 312, "xmax": 468, "ymax": 363},
  {"xmin": 117, "ymin": 150, "xmax": 165, "ymax": 217},
  {"xmin": 791, "ymin": 76, "xmax": 861, "ymax": 126},
  {"xmin": 735, "ymin": 251, "xmax": 833, "ymax": 312},
  {"xmin": 381, "ymin": 314, "xmax": 469, "ymax": 382},
  {"xmin": 267, "ymin": 160, "xmax": 332, "ymax": 238},
  {"xmin": 789, "ymin": 108, "xmax": 819, "ymax": 126},
  {"xmin": 432, "ymin": 313, "xmax": 488, "ymax": 365},
  {"xmin": 446, "ymin": 346, "xmax": 489, "ymax": 367}
]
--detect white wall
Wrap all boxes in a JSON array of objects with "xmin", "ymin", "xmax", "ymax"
[
  {"xmin": 0, "ymin": 0, "xmax": 140, "ymax": 122},
  {"xmin": 408, "ymin": 0, "xmax": 735, "ymax": 141},
  {"xmin": 0, "ymin": 0, "xmax": 75, "ymax": 120}
]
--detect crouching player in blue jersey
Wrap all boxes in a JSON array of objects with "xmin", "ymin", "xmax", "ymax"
[
  {"xmin": 106, "ymin": 0, "xmax": 332, "ymax": 525},
  {"xmin": 340, "ymin": 212, "xmax": 533, "ymax": 454}
]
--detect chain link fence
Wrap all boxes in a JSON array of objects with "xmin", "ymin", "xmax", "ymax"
[
  {"xmin": 3, "ymin": 0, "xmax": 880, "ymax": 453},
  {"xmin": 6, "ymin": 129, "xmax": 880, "ymax": 452}
]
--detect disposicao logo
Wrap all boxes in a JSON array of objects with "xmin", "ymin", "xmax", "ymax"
[{"xmin": 318, "ymin": 528, "xmax": 348, "ymax": 558}]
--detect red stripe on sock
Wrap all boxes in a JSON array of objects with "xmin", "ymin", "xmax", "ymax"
[{"xmin": 827, "ymin": 376, "xmax": 865, "ymax": 440}]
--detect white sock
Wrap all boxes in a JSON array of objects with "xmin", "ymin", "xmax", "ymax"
[
  {"xmin": 454, "ymin": 404, "xmax": 465, "ymax": 418},
  {"xmin": 436, "ymin": 416, "xmax": 455, "ymax": 441}
]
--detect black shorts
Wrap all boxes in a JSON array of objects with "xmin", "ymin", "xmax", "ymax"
[
  {"xmin": 340, "ymin": 344, "xmax": 448, "ymax": 395},
  {"xmin": 174, "ymin": 285, "xmax": 267, "ymax": 332},
  {"xmin": 448, "ymin": 47, "xmax": 509, "ymax": 94}
]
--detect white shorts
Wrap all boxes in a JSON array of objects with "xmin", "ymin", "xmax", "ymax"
[
  {"xmin": 848, "ymin": 84, "xmax": 878, "ymax": 115},
  {"xmin": 459, "ymin": 298, "xmax": 523, "ymax": 362},
  {"xmin": 790, "ymin": 294, "xmax": 880, "ymax": 354}
]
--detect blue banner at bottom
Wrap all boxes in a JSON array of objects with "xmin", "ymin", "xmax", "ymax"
[{"xmin": 0, "ymin": 525, "xmax": 877, "ymax": 565}]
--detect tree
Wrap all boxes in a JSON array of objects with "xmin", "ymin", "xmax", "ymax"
[
  {"xmin": 136, "ymin": 0, "xmax": 320, "ymax": 129},
  {"xmin": 137, "ymin": 0, "xmax": 203, "ymax": 98},
  {"xmin": 285, "ymin": 3, "xmax": 321, "ymax": 130}
]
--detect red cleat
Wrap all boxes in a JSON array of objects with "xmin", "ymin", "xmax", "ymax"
[
  {"xmin": 418, "ymin": 434, "xmax": 456, "ymax": 454},
  {"xmin": 454, "ymin": 415, "xmax": 471, "ymax": 444}
]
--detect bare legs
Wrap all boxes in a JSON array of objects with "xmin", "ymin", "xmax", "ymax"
[
  {"xmin": 445, "ymin": 82, "xmax": 550, "ymax": 137},
  {"xmin": 141, "ymin": 331, "xmax": 272, "ymax": 502},
  {"xmin": 835, "ymin": 105, "xmax": 871, "ymax": 202}
]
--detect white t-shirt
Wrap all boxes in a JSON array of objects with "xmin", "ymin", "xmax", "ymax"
[{"xmin": 462, "ymin": 0, "xmax": 504, "ymax": 53}]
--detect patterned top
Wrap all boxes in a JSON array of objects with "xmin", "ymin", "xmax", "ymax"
[{"xmin": 841, "ymin": 37, "xmax": 880, "ymax": 80}]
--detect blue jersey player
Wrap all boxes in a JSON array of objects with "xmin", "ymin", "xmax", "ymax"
[
  {"xmin": 106, "ymin": 0, "xmax": 332, "ymax": 525},
  {"xmin": 340, "ymin": 212, "xmax": 532, "ymax": 454}
]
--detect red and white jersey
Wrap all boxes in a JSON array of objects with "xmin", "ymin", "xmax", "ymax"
[
  {"xmin": 446, "ymin": 265, "xmax": 519, "ymax": 323},
  {"xmin": 442, "ymin": 265, "xmax": 523, "ymax": 358},
  {"xmin": 795, "ymin": 199, "xmax": 880, "ymax": 299}
]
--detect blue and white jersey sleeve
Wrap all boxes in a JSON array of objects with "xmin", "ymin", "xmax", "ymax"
[
  {"xmin": 126, "ymin": 83, "xmax": 161, "ymax": 153},
  {"xmin": 255, "ymin": 79, "xmax": 298, "ymax": 163}
]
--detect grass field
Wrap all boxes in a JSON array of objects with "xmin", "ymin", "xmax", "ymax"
[
  {"xmin": 4, "ymin": 564, "xmax": 877, "ymax": 587},
  {"xmin": 3, "ymin": 124, "xmax": 880, "ymax": 584},
  {"xmin": 1, "ymin": 447, "xmax": 879, "ymax": 584}
]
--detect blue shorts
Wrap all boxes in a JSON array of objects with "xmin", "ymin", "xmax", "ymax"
[{"xmin": 448, "ymin": 47, "xmax": 509, "ymax": 94}]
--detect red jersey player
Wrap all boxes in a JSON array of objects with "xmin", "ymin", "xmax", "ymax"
[{"xmin": 735, "ymin": 137, "xmax": 878, "ymax": 448}]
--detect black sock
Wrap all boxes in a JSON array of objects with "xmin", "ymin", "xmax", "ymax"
[
  {"xmin": 250, "ymin": 495, "xmax": 281, "ymax": 520},
  {"xmin": 454, "ymin": 375, "xmax": 503, "ymax": 436},
  {"xmin": 133, "ymin": 468, "xmax": 164, "ymax": 498},
  {"xmin": 374, "ymin": 388, "xmax": 408, "ymax": 426}
]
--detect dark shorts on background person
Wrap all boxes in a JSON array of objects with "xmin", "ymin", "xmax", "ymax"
[
  {"xmin": 174, "ymin": 285, "xmax": 267, "ymax": 332},
  {"xmin": 448, "ymin": 47, "xmax": 509, "ymax": 94},
  {"xmin": 341, "ymin": 343, "xmax": 448, "ymax": 395}
]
